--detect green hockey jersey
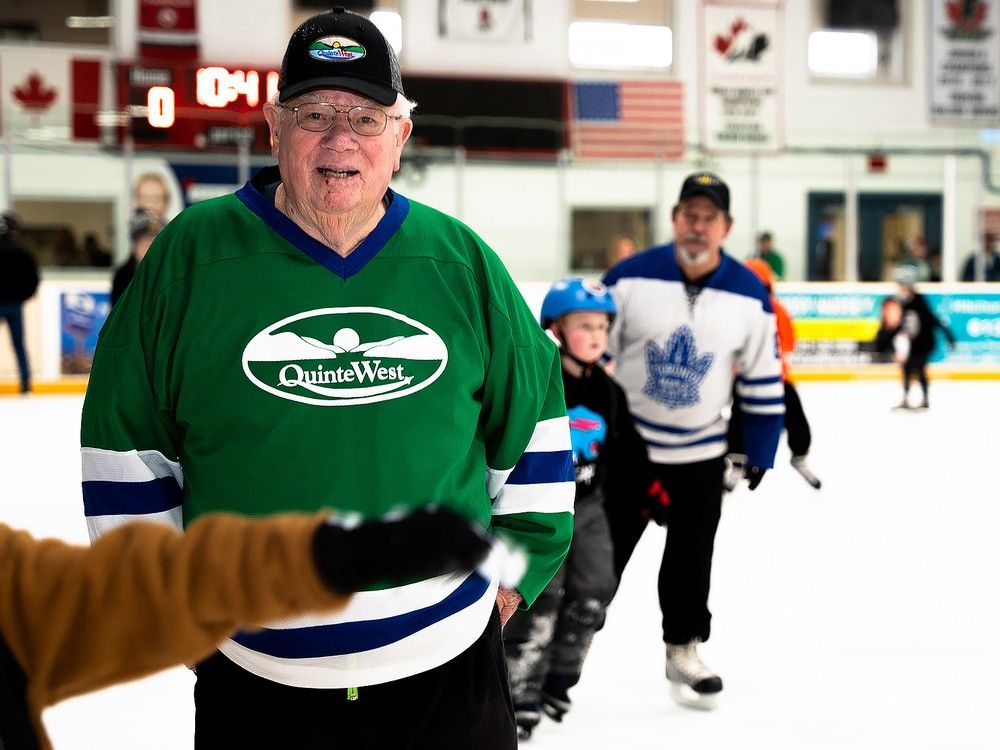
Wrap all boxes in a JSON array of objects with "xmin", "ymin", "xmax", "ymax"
[{"xmin": 81, "ymin": 166, "xmax": 574, "ymax": 688}]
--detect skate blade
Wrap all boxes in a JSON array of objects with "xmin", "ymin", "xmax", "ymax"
[{"xmin": 669, "ymin": 682, "xmax": 719, "ymax": 711}]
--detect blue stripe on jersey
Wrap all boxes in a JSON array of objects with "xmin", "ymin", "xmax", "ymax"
[
  {"xmin": 230, "ymin": 572, "xmax": 490, "ymax": 658},
  {"xmin": 507, "ymin": 450, "xmax": 574, "ymax": 485},
  {"xmin": 740, "ymin": 395, "xmax": 785, "ymax": 406},
  {"xmin": 632, "ymin": 413, "xmax": 722, "ymax": 435},
  {"xmin": 82, "ymin": 477, "xmax": 182, "ymax": 517},
  {"xmin": 235, "ymin": 171, "xmax": 410, "ymax": 280},
  {"xmin": 742, "ymin": 412, "xmax": 784, "ymax": 470},
  {"xmin": 738, "ymin": 374, "xmax": 783, "ymax": 386},
  {"xmin": 644, "ymin": 431, "xmax": 727, "ymax": 450}
]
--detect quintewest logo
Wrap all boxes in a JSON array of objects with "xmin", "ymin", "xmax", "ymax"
[
  {"xmin": 308, "ymin": 36, "xmax": 367, "ymax": 62},
  {"xmin": 242, "ymin": 307, "xmax": 448, "ymax": 406}
]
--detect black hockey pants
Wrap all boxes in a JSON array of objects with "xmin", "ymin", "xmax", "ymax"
[
  {"xmin": 193, "ymin": 608, "xmax": 516, "ymax": 749},
  {"xmin": 605, "ymin": 457, "xmax": 725, "ymax": 645},
  {"xmin": 503, "ymin": 494, "xmax": 616, "ymax": 706}
]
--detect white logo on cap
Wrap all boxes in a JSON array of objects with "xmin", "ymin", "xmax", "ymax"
[{"xmin": 308, "ymin": 36, "xmax": 367, "ymax": 62}]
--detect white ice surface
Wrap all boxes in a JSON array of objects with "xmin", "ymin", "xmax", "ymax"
[{"xmin": 1, "ymin": 381, "xmax": 998, "ymax": 749}]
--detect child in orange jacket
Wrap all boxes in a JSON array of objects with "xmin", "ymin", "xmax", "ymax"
[{"xmin": 726, "ymin": 259, "xmax": 821, "ymax": 490}]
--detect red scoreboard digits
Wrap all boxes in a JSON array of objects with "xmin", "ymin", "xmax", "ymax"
[{"xmin": 119, "ymin": 62, "xmax": 278, "ymax": 151}]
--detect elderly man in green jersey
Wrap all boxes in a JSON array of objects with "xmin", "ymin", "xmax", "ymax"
[{"xmin": 81, "ymin": 8, "xmax": 573, "ymax": 749}]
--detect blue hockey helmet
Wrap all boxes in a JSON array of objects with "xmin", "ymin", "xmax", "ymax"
[{"xmin": 540, "ymin": 278, "xmax": 616, "ymax": 329}]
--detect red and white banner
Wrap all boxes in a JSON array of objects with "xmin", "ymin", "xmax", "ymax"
[
  {"xmin": 699, "ymin": 0, "xmax": 784, "ymax": 153},
  {"xmin": 0, "ymin": 48, "xmax": 101, "ymax": 141},
  {"xmin": 139, "ymin": 0, "xmax": 200, "ymax": 60}
]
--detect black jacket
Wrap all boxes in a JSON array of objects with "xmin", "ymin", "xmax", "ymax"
[
  {"xmin": 562, "ymin": 363, "xmax": 654, "ymax": 508},
  {"xmin": 0, "ymin": 240, "xmax": 39, "ymax": 305}
]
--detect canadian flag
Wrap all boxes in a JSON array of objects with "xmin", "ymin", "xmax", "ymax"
[{"xmin": 0, "ymin": 47, "xmax": 102, "ymax": 140}]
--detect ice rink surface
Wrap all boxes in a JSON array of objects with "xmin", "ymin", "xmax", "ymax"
[{"xmin": 2, "ymin": 380, "xmax": 998, "ymax": 749}]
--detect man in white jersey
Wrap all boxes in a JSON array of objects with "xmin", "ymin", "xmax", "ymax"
[{"xmin": 602, "ymin": 172, "xmax": 784, "ymax": 709}]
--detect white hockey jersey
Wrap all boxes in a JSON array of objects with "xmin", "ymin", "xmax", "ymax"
[{"xmin": 603, "ymin": 243, "xmax": 784, "ymax": 468}]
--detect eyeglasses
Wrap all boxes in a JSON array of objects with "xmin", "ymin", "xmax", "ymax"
[{"xmin": 277, "ymin": 103, "xmax": 403, "ymax": 136}]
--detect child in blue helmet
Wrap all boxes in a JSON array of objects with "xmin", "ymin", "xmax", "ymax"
[{"xmin": 504, "ymin": 278, "xmax": 668, "ymax": 740}]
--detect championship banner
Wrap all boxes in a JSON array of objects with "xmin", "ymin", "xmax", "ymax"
[
  {"xmin": 138, "ymin": 0, "xmax": 199, "ymax": 60},
  {"xmin": 699, "ymin": 0, "xmax": 784, "ymax": 153},
  {"xmin": 438, "ymin": 0, "xmax": 532, "ymax": 42},
  {"xmin": 928, "ymin": 0, "xmax": 1000, "ymax": 123},
  {"xmin": 0, "ymin": 48, "xmax": 101, "ymax": 141}
]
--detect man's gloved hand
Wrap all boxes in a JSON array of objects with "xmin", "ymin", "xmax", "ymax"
[
  {"xmin": 312, "ymin": 506, "xmax": 492, "ymax": 594},
  {"xmin": 643, "ymin": 479, "xmax": 671, "ymax": 525},
  {"xmin": 744, "ymin": 465, "xmax": 767, "ymax": 491}
]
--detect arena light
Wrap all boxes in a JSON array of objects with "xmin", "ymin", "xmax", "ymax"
[
  {"xmin": 569, "ymin": 21, "xmax": 672, "ymax": 69},
  {"xmin": 370, "ymin": 11, "xmax": 402, "ymax": 55},
  {"xmin": 807, "ymin": 30, "xmax": 878, "ymax": 78},
  {"xmin": 66, "ymin": 16, "xmax": 114, "ymax": 28}
]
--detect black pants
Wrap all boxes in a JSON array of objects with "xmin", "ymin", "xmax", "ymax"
[
  {"xmin": 729, "ymin": 381, "xmax": 811, "ymax": 458},
  {"xmin": 605, "ymin": 457, "xmax": 725, "ymax": 645},
  {"xmin": 902, "ymin": 350, "xmax": 931, "ymax": 398},
  {"xmin": 194, "ymin": 609, "xmax": 515, "ymax": 749},
  {"xmin": 504, "ymin": 494, "xmax": 616, "ymax": 705}
]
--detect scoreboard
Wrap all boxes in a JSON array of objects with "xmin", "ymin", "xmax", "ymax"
[{"xmin": 119, "ymin": 62, "xmax": 278, "ymax": 151}]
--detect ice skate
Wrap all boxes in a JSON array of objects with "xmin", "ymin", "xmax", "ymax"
[
  {"xmin": 791, "ymin": 455, "xmax": 821, "ymax": 489},
  {"xmin": 722, "ymin": 453, "xmax": 746, "ymax": 492},
  {"xmin": 665, "ymin": 640, "xmax": 723, "ymax": 710},
  {"xmin": 514, "ymin": 704, "xmax": 541, "ymax": 740},
  {"xmin": 541, "ymin": 682, "xmax": 571, "ymax": 723}
]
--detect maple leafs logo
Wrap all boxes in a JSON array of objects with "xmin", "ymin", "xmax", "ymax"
[
  {"xmin": 13, "ymin": 72, "xmax": 57, "ymax": 113},
  {"xmin": 643, "ymin": 326, "xmax": 714, "ymax": 409}
]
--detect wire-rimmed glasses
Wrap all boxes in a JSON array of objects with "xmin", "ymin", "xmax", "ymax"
[{"xmin": 276, "ymin": 103, "xmax": 403, "ymax": 136}]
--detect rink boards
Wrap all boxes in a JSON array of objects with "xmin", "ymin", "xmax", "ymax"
[{"xmin": 1, "ymin": 280, "xmax": 999, "ymax": 393}]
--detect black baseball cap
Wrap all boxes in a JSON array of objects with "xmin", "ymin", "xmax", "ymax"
[
  {"xmin": 0, "ymin": 211, "xmax": 20, "ymax": 238},
  {"xmin": 678, "ymin": 172, "xmax": 730, "ymax": 213},
  {"xmin": 277, "ymin": 7, "xmax": 404, "ymax": 106},
  {"xmin": 128, "ymin": 208, "xmax": 162, "ymax": 243}
]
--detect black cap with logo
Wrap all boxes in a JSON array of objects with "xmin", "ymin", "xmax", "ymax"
[
  {"xmin": 277, "ymin": 7, "xmax": 404, "ymax": 106},
  {"xmin": 678, "ymin": 172, "xmax": 730, "ymax": 213}
]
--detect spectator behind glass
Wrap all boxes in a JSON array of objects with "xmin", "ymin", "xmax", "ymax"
[
  {"xmin": 898, "ymin": 234, "xmax": 931, "ymax": 282},
  {"xmin": 960, "ymin": 232, "xmax": 1000, "ymax": 281},
  {"xmin": 754, "ymin": 231, "xmax": 785, "ymax": 280},
  {"xmin": 133, "ymin": 171, "xmax": 170, "ymax": 222},
  {"xmin": 111, "ymin": 208, "xmax": 162, "ymax": 306},
  {"xmin": 605, "ymin": 234, "xmax": 637, "ymax": 269},
  {"xmin": 0, "ymin": 212, "xmax": 40, "ymax": 394}
]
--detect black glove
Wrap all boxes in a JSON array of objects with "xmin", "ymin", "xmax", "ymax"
[
  {"xmin": 312, "ymin": 506, "xmax": 492, "ymax": 594},
  {"xmin": 643, "ymin": 479, "xmax": 671, "ymax": 526},
  {"xmin": 744, "ymin": 465, "xmax": 767, "ymax": 491}
]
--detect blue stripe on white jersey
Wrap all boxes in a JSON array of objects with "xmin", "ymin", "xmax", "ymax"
[
  {"xmin": 231, "ymin": 572, "xmax": 489, "ymax": 658},
  {"xmin": 488, "ymin": 416, "xmax": 575, "ymax": 516},
  {"xmin": 218, "ymin": 568, "xmax": 500, "ymax": 688},
  {"xmin": 81, "ymin": 447, "xmax": 184, "ymax": 539}
]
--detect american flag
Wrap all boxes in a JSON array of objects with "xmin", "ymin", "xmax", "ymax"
[{"xmin": 569, "ymin": 80, "xmax": 684, "ymax": 160}]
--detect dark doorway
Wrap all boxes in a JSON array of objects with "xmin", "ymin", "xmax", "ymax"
[{"xmin": 807, "ymin": 192, "xmax": 943, "ymax": 281}]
